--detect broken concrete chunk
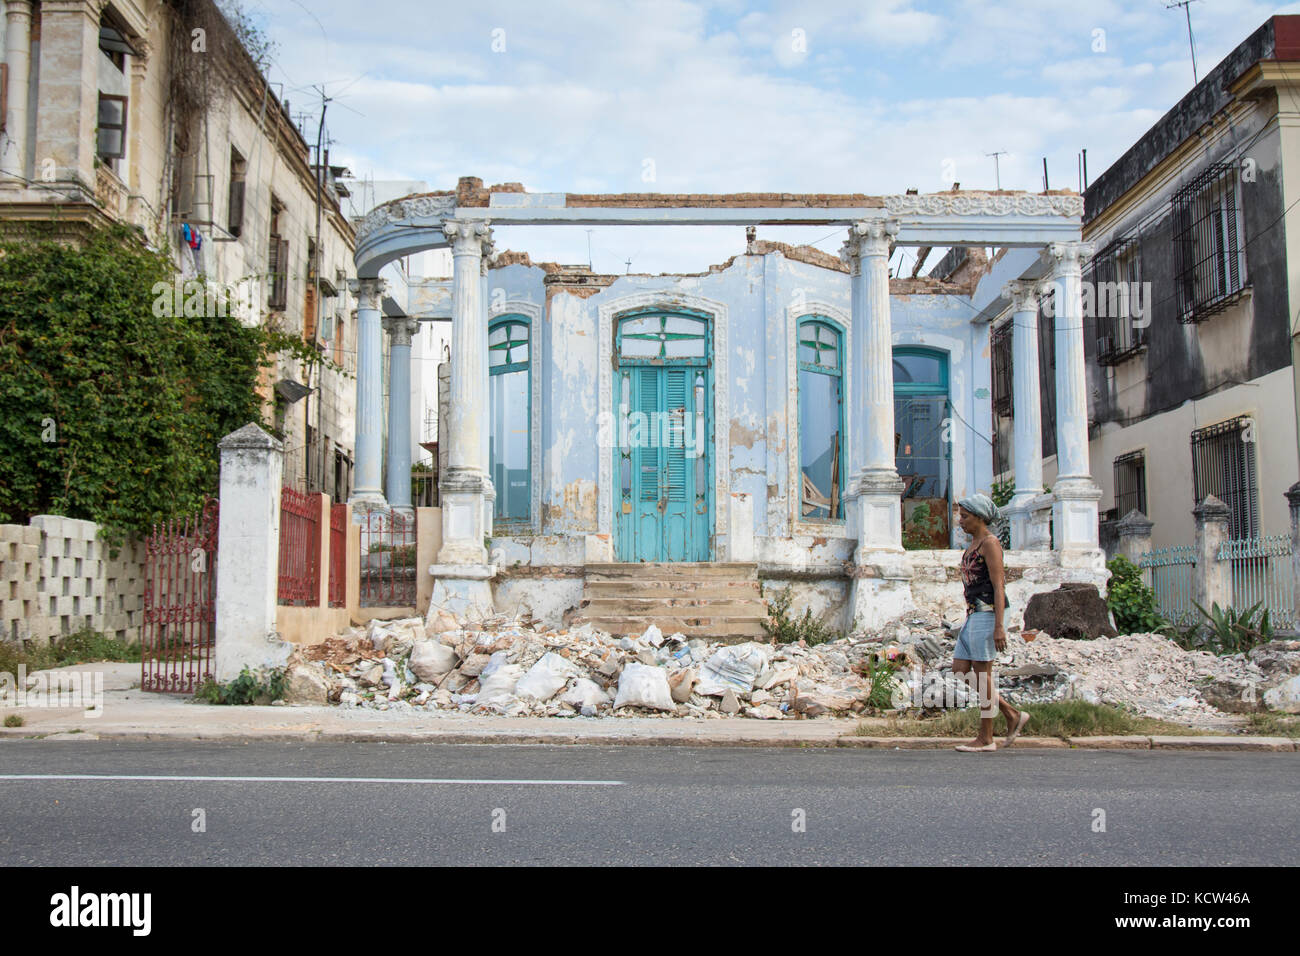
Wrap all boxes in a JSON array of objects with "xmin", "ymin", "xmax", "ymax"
[
  {"xmin": 719, "ymin": 688, "xmax": 741, "ymax": 714},
  {"xmin": 283, "ymin": 663, "xmax": 330, "ymax": 705},
  {"xmin": 642, "ymin": 623, "xmax": 665, "ymax": 647},
  {"xmin": 668, "ymin": 667, "xmax": 697, "ymax": 703}
]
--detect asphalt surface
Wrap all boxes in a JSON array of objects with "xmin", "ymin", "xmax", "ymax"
[{"xmin": 0, "ymin": 741, "xmax": 1296, "ymax": 865}]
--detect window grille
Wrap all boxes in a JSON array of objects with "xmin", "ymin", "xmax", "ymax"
[
  {"xmin": 991, "ymin": 319, "xmax": 1013, "ymax": 417},
  {"xmin": 1191, "ymin": 417, "xmax": 1258, "ymax": 539},
  {"xmin": 1086, "ymin": 234, "xmax": 1145, "ymax": 364},
  {"xmin": 1112, "ymin": 450, "xmax": 1146, "ymax": 518},
  {"xmin": 1173, "ymin": 163, "xmax": 1244, "ymax": 323}
]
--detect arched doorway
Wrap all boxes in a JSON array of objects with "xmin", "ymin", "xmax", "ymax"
[
  {"xmin": 893, "ymin": 347, "xmax": 952, "ymax": 548},
  {"xmin": 613, "ymin": 309, "xmax": 713, "ymax": 562}
]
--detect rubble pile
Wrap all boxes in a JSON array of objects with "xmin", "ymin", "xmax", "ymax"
[{"xmin": 282, "ymin": 609, "xmax": 1300, "ymax": 723}]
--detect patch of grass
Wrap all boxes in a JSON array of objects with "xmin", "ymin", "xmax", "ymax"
[
  {"xmin": 1245, "ymin": 713, "xmax": 1300, "ymax": 738},
  {"xmin": 0, "ymin": 628, "xmax": 140, "ymax": 675},
  {"xmin": 193, "ymin": 667, "xmax": 285, "ymax": 705},
  {"xmin": 3, "ymin": 714, "xmax": 22, "ymax": 728},
  {"xmin": 857, "ymin": 700, "xmax": 1207, "ymax": 738}
]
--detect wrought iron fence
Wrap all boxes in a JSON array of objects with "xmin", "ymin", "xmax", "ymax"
[
  {"xmin": 328, "ymin": 502, "xmax": 347, "ymax": 608},
  {"xmin": 359, "ymin": 509, "xmax": 417, "ymax": 608},
  {"xmin": 1219, "ymin": 534, "xmax": 1296, "ymax": 628},
  {"xmin": 142, "ymin": 498, "xmax": 218, "ymax": 694},
  {"xmin": 1137, "ymin": 545, "xmax": 1197, "ymax": 626},
  {"xmin": 278, "ymin": 486, "xmax": 320, "ymax": 605}
]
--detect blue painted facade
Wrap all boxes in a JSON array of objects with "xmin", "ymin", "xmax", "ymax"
[{"xmin": 479, "ymin": 246, "xmax": 1000, "ymax": 569}]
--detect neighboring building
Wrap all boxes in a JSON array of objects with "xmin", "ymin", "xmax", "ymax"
[
  {"xmin": 1063, "ymin": 15, "xmax": 1300, "ymax": 550},
  {"xmin": 0, "ymin": 0, "xmax": 357, "ymax": 499}
]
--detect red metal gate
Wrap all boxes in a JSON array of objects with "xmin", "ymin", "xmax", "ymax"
[
  {"xmin": 359, "ymin": 508, "xmax": 416, "ymax": 607},
  {"xmin": 328, "ymin": 502, "xmax": 347, "ymax": 608},
  {"xmin": 142, "ymin": 498, "xmax": 218, "ymax": 694},
  {"xmin": 278, "ymin": 486, "xmax": 320, "ymax": 605}
]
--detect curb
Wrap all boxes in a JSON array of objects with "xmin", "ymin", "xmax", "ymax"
[{"xmin": 1, "ymin": 727, "xmax": 1294, "ymax": 750}]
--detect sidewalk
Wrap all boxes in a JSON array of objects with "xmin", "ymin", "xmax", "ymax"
[{"xmin": 0, "ymin": 663, "xmax": 1295, "ymax": 751}]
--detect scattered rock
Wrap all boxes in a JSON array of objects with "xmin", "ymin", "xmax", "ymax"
[
  {"xmin": 283, "ymin": 663, "xmax": 330, "ymax": 705},
  {"xmin": 1024, "ymin": 583, "xmax": 1118, "ymax": 641},
  {"xmin": 1264, "ymin": 674, "xmax": 1300, "ymax": 714}
]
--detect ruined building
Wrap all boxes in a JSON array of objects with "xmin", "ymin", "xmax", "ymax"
[{"xmin": 352, "ymin": 178, "xmax": 1105, "ymax": 632}]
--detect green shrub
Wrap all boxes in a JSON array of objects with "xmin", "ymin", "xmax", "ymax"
[
  {"xmin": 1181, "ymin": 601, "xmax": 1273, "ymax": 656},
  {"xmin": 1105, "ymin": 555, "xmax": 1166, "ymax": 634},
  {"xmin": 3, "ymin": 714, "xmax": 22, "ymax": 728},
  {"xmin": 193, "ymin": 667, "xmax": 285, "ymax": 705},
  {"xmin": 763, "ymin": 586, "xmax": 840, "ymax": 646}
]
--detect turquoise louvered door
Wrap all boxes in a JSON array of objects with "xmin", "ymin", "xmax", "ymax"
[{"xmin": 619, "ymin": 366, "xmax": 709, "ymax": 561}]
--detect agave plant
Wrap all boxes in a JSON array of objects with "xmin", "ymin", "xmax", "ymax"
[{"xmin": 1189, "ymin": 601, "xmax": 1274, "ymax": 655}]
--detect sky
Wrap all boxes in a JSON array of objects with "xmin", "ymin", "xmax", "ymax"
[{"xmin": 244, "ymin": 0, "xmax": 1300, "ymax": 275}]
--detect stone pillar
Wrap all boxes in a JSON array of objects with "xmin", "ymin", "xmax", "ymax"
[
  {"xmin": 383, "ymin": 316, "xmax": 419, "ymax": 515},
  {"xmin": 841, "ymin": 219, "xmax": 912, "ymax": 630},
  {"xmin": 1286, "ymin": 483, "xmax": 1300, "ymax": 620},
  {"xmin": 429, "ymin": 219, "xmax": 496, "ymax": 616},
  {"xmin": 1044, "ymin": 241, "xmax": 1103, "ymax": 553},
  {"xmin": 1116, "ymin": 509, "xmax": 1154, "ymax": 585},
  {"xmin": 479, "ymin": 248, "xmax": 496, "ymax": 535},
  {"xmin": 349, "ymin": 277, "xmax": 386, "ymax": 507},
  {"xmin": 32, "ymin": 0, "xmax": 100, "ymax": 193},
  {"xmin": 214, "ymin": 424, "xmax": 291, "ymax": 682},
  {"xmin": 1003, "ymin": 280, "xmax": 1049, "ymax": 550},
  {"xmin": 2, "ymin": 1, "xmax": 34, "ymax": 182},
  {"xmin": 1193, "ymin": 495, "xmax": 1232, "ymax": 612}
]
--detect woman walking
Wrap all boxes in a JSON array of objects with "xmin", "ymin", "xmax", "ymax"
[{"xmin": 951, "ymin": 493, "xmax": 1029, "ymax": 752}]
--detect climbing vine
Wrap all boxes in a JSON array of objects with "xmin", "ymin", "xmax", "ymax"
[{"xmin": 0, "ymin": 226, "xmax": 291, "ymax": 543}]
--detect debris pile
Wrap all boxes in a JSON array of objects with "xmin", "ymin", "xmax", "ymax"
[{"xmin": 282, "ymin": 609, "xmax": 1300, "ymax": 722}]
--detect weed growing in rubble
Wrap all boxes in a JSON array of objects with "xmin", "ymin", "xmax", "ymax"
[
  {"xmin": 763, "ymin": 586, "xmax": 840, "ymax": 646},
  {"xmin": 194, "ymin": 667, "xmax": 285, "ymax": 705},
  {"xmin": 3, "ymin": 714, "xmax": 22, "ymax": 728},
  {"xmin": 1183, "ymin": 601, "xmax": 1274, "ymax": 656}
]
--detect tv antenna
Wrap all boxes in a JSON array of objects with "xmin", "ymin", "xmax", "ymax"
[
  {"xmin": 1167, "ymin": 1, "xmax": 1202, "ymax": 83},
  {"xmin": 986, "ymin": 150, "xmax": 1008, "ymax": 190}
]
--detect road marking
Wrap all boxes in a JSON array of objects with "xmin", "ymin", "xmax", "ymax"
[{"xmin": 0, "ymin": 774, "xmax": 623, "ymax": 786}]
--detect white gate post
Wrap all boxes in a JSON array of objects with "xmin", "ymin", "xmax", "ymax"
[
  {"xmin": 1193, "ymin": 495, "xmax": 1232, "ymax": 614},
  {"xmin": 215, "ymin": 424, "xmax": 292, "ymax": 682}
]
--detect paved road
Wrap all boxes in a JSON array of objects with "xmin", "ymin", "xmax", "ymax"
[{"xmin": 0, "ymin": 741, "xmax": 1295, "ymax": 866}]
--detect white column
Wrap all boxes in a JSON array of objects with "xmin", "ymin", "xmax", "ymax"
[
  {"xmin": 479, "ymin": 245, "xmax": 496, "ymax": 535},
  {"xmin": 1003, "ymin": 279, "xmax": 1050, "ymax": 550},
  {"xmin": 348, "ymin": 277, "xmax": 386, "ymax": 507},
  {"xmin": 1044, "ymin": 241, "xmax": 1102, "ymax": 552},
  {"xmin": 214, "ymin": 424, "xmax": 291, "ymax": 681},
  {"xmin": 841, "ymin": 218, "xmax": 913, "ymax": 631},
  {"xmin": 383, "ymin": 316, "xmax": 419, "ymax": 514},
  {"xmin": 2, "ymin": 1, "xmax": 34, "ymax": 182},
  {"xmin": 429, "ymin": 219, "xmax": 496, "ymax": 616},
  {"xmin": 842, "ymin": 218, "xmax": 904, "ymax": 553}
]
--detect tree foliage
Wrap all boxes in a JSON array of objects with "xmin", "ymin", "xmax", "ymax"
[{"xmin": 0, "ymin": 226, "xmax": 270, "ymax": 542}]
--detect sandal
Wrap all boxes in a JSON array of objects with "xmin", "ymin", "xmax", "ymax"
[
  {"xmin": 1004, "ymin": 711, "xmax": 1030, "ymax": 747},
  {"xmin": 955, "ymin": 743, "xmax": 998, "ymax": 752}
]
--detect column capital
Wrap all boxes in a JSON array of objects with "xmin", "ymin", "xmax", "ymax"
[
  {"xmin": 1002, "ymin": 278, "xmax": 1043, "ymax": 314},
  {"xmin": 443, "ymin": 218, "xmax": 494, "ymax": 257},
  {"xmin": 840, "ymin": 218, "xmax": 900, "ymax": 267},
  {"xmin": 348, "ymin": 277, "xmax": 386, "ymax": 311},
  {"xmin": 382, "ymin": 316, "xmax": 419, "ymax": 347},
  {"xmin": 1042, "ymin": 240, "xmax": 1095, "ymax": 275}
]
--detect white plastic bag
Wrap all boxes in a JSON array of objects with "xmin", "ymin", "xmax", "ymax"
[
  {"xmin": 612, "ymin": 663, "xmax": 675, "ymax": 712},
  {"xmin": 476, "ymin": 664, "xmax": 523, "ymax": 706},
  {"xmin": 515, "ymin": 652, "xmax": 579, "ymax": 702},
  {"xmin": 695, "ymin": 642, "xmax": 773, "ymax": 696}
]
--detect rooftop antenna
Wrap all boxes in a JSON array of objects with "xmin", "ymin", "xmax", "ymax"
[
  {"xmin": 986, "ymin": 150, "xmax": 1008, "ymax": 190},
  {"xmin": 1167, "ymin": 1, "xmax": 1202, "ymax": 84}
]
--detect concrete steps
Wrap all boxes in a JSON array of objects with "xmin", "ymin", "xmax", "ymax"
[{"xmin": 573, "ymin": 562, "xmax": 769, "ymax": 642}]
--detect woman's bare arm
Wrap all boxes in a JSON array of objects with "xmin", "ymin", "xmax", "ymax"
[{"xmin": 980, "ymin": 534, "xmax": 1007, "ymax": 649}]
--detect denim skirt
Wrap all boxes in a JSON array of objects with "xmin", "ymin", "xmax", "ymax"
[{"xmin": 954, "ymin": 610, "xmax": 997, "ymax": 662}]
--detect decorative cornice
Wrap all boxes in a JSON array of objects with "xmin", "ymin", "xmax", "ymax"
[
  {"xmin": 355, "ymin": 194, "xmax": 457, "ymax": 245},
  {"xmin": 884, "ymin": 193, "xmax": 1083, "ymax": 218}
]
